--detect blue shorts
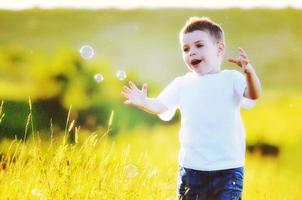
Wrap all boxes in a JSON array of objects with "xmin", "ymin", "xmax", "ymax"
[{"xmin": 177, "ymin": 166, "xmax": 244, "ymax": 200}]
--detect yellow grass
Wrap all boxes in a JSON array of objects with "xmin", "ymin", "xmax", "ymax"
[{"xmin": 0, "ymin": 92, "xmax": 301, "ymax": 199}]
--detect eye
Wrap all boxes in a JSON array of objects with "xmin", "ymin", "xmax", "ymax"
[
  {"xmin": 196, "ymin": 44, "xmax": 204, "ymax": 48},
  {"xmin": 183, "ymin": 47, "xmax": 189, "ymax": 52}
]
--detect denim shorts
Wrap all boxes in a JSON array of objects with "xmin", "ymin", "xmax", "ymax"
[{"xmin": 177, "ymin": 166, "xmax": 244, "ymax": 200}]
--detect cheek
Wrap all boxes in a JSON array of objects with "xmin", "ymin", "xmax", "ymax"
[
  {"xmin": 183, "ymin": 54, "xmax": 189, "ymax": 62},
  {"xmin": 205, "ymin": 49, "xmax": 216, "ymax": 59}
]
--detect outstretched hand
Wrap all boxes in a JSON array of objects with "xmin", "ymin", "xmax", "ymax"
[
  {"xmin": 228, "ymin": 47, "xmax": 254, "ymax": 74},
  {"xmin": 121, "ymin": 81, "xmax": 148, "ymax": 107}
]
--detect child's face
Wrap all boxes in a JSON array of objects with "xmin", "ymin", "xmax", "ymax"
[{"xmin": 180, "ymin": 30, "xmax": 224, "ymax": 75}]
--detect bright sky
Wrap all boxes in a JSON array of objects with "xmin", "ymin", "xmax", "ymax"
[{"xmin": 0, "ymin": 0, "xmax": 301, "ymax": 10}]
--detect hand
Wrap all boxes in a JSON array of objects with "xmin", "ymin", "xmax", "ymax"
[
  {"xmin": 228, "ymin": 47, "xmax": 254, "ymax": 74},
  {"xmin": 121, "ymin": 81, "xmax": 148, "ymax": 107}
]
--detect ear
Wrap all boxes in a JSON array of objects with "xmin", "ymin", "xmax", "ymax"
[{"xmin": 217, "ymin": 42, "xmax": 225, "ymax": 57}]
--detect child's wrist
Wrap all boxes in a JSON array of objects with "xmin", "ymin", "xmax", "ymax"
[
  {"xmin": 244, "ymin": 63, "xmax": 255, "ymax": 75},
  {"xmin": 246, "ymin": 63, "xmax": 253, "ymax": 68},
  {"xmin": 138, "ymin": 97, "xmax": 147, "ymax": 108}
]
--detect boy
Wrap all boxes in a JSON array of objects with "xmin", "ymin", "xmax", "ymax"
[{"xmin": 121, "ymin": 17, "xmax": 261, "ymax": 200}]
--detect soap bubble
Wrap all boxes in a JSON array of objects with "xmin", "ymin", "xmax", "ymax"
[
  {"xmin": 116, "ymin": 70, "xmax": 127, "ymax": 81},
  {"xmin": 147, "ymin": 168, "xmax": 158, "ymax": 179},
  {"xmin": 94, "ymin": 73, "xmax": 104, "ymax": 83},
  {"xmin": 79, "ymin": 45, "xmax": 95, "ymax": 60},
  {"xmin": 31, "ymin": 188, "xmax": 43, "ymax": 197},
  {"xmin": 124, "ymin": 164, "xmax": 138, "ymax": 179}
]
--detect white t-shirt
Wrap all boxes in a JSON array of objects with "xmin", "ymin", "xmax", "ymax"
[{"xmin": 156, "ymin": 69, "xmax": 256, "ymax": 171}]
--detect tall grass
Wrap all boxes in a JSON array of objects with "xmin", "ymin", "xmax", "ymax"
[{"xmin": 0, "ymin": 91, "xmax": 301, "ymax": 199}]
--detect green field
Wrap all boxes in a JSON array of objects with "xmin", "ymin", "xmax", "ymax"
[{"xmin": 0, "ymin": 8, "xmax": 301, "ymax": 199}]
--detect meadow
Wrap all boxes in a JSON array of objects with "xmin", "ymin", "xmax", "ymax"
[
  {"xmin": 0, "ymin": 8, "xmax": 301, "ymax": 199},
  {"xmin": 0, "ymin": 90, "xmax": 301, "ymax": 199}
]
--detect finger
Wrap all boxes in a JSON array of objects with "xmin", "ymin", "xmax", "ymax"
[
  {"xmin": 242, "ymin": 59, "xmax": 250, "ymax": 65},
  {"xmin": 238, "ymin": 47, "xmax": 248, "ymax": 57},
  {"xmin": 124, "ymin": 100, "xmax": 131, "ymax": 105},
  {"xmin": 120, "ymin": 91, "xmax": 129, "ymax": 98},
  {"xmin": 129, "ymin": 81, "xmax": 138, "ymax": 90},
  {"xmin": 228, "ymin": 58, "xmax": 240, "ymax": 65},
  {"xmin": 128, "ymin": 81, "xmax": 134, "ymax": 89},
  {"xmin": 239, "ymin": 58, "xmax": 247, "ymax": 69},
  {"xmin": 239, "ymin": 53, "xmax": 249, "ymax": 62},
  {"xmin": 123, "ymin": 86, "xmax": 131, "ymax": 93},
  {"xmin": 239, "ymin": 53, "xmax": 247, "ymax": 59},
  {"xmin": 121, "ymin": 88, "xmax": 130, "ymax": 95},
  {"xmin": 240, "ymin": 57, "xmax": 249, "ymax": 66},
  {"xmin": 142, "ymin": 83, "xmax": 148, "ymax": 93}
]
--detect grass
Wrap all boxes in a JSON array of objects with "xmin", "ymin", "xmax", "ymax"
[
  {"xmin": 0, "ymin": 127, "xmax": 177, "ymax": 199},
  {"xmin": 0, "ymin": 91, "xmax": 301, "ymax": 199}
]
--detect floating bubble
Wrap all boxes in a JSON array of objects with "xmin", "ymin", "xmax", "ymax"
[
  {"xmin": 31, "ymin": 188, "xmax": 43, "ymax": 197},
  {"xmin": 79, "ymin": 45, "xmax": 95, "ymax": 60},
  {"xmin": 116, "ymin": 70, "xmax": 127, "ymax": 81},
  {"xmin": 124, "ymin": 164, "xmax": 138, "ymax": 179},
  {"xmin": 147, "ymin": 168, "xmax": 158, "ymax": 179},
  {"xmin": 94, "ymin": 73, "xmax": 104, "ymax": 83}
]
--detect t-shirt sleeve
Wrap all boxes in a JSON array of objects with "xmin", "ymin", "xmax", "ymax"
[
  {"xmin": 232, "ymin": 70, "xmax": 256, "ymax": 109},
  {"xmin": 156, "ymin": 77, "xmax": 180, "ymax": 121}
]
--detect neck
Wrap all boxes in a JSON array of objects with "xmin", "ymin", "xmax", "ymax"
[
  {"xmin": 207, "ymin": 68, "xmax": 221, "ymax": 74},
  {"xmin": 194, "ymin": 68, "xmax": 221, "ymax": 76}
]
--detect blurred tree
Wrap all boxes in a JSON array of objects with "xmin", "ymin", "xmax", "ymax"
[{"xmin": 0, "ymin": 47, "xmax": 173, "ymax": 139}]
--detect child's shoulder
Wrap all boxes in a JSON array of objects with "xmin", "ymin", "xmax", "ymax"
[
  {"xmin": 222, "ymin": 69, "xmax": 239, "ymax": 75},
  {"xmin": 171, "ymin": 72, "xmax": 192, "ymax": 82},
  {"xmin": 222, "ymin": 69, "xmax": 245, "ymax": 80}
]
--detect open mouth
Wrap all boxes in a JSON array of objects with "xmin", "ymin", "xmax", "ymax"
[{"xmin": 190, "ymin": 59, "xmax": 202, "ymax": 66}]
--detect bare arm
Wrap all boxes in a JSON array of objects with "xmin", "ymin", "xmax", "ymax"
[
  {"xmin": 140, "ymin": 97, "xmax": 168, "ymax": 115},
  {"xmin": 243, "ymin": 66, "xmax": 262, "ymax": 99},
  {"xmin": 228, "ymin": 47, "xmax": 262, "ymax": 100},
  {"xmin": 121, "ymin": 81, "xmax": 168, "ymax": 115}
]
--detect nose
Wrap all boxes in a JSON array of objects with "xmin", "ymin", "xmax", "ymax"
[{"xmin": 189, "ymin": 49, "xmax": 197, "ymax": 57}]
